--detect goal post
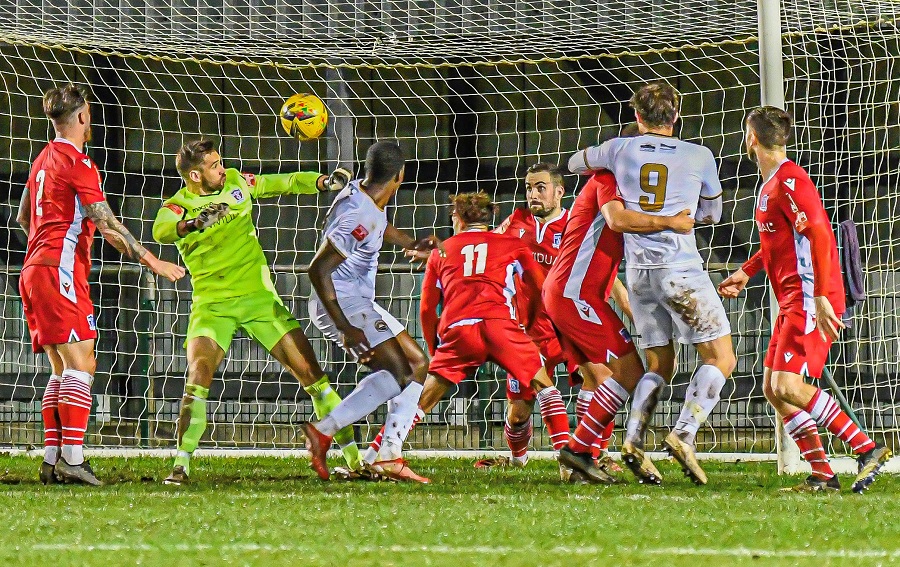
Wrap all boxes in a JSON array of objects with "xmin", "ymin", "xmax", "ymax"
[
  {"xmin": 757, "ymin": 0, "xmax": 803, "ymax": 474},
  {"xmin": 0, "ymin": 1, "xmax": 897, "ymax": 466}
]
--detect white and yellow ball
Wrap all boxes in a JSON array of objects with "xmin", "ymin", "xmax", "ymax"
[{"xmin": 279, "ymin": 93, "xmax": 328, "ymax": 141}]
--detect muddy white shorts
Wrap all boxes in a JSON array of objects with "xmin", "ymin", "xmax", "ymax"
[{"xmin": 626, "ymin": 264, "xmax": 731, "ymax": 348}]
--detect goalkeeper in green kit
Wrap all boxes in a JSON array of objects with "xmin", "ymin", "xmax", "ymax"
[{"xmin": 153, "ymin": 139, "xmax": 361, "ymax": 484}]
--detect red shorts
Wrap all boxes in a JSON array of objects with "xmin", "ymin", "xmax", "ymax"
[
  {"xmin": 536, "ymin": 335, "xmax": 582, "ymax": 386},
  {"xmin": 528, "ymin": 309, "xmax": 576, "ymax": 381},
  {"xmin": 765, "ymin": 309, "xmax": 834, "ymax": 378},
  {"xmin": 429, "ymin": 318, "xmax": 544, "ymax": 401},
  {"xmin": 543, "ymin": 291, "xmax": 636, "ymax": 367},
  {"xmin": 19, "ymin": 265, "xmax": 97, "ymax": 353}
]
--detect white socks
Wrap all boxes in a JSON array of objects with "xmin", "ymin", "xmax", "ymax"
[
  {"xmin": 377, "ymin": 382, "xmax": 425, "ymax": 461},
  {"xmin": 674, "ymin": 365, "xmax": 727, "ymax": 444},
  {"xmin": 316, "ymin": 370, "xmax": 401, "ymax": 436},
  {"xmin": 625, "ymin": 372, "xmax": 666, "ymax": 441}
]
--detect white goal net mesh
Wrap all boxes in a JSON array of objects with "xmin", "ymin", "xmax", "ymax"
[{"xmin": 0, "ymin": 0, "xmax": 897, "ymax": 456}]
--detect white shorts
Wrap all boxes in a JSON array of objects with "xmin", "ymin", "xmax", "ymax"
[
  {"xmin": 308, "ymin": 292, "xmax": 407, "ymax": 357},
  {"xmin": 626, "ymin": 264, "xmax": 731, "ymax": 349}
]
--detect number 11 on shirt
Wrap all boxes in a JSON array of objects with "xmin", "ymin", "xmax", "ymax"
[{"xmin": 462, "ymin": 242, "xmax": 487, "ymax": 276}]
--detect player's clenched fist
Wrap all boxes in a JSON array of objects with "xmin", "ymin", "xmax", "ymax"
[
  {"xmin": 340, "ymin": 325, "xmax": 372, "ymax": 363},
  {"xmin": 145, "ymin": 257, "xmax": 186, "ymax": 282},
  {"xmin": 194, "ymin": 202, "xmax": 230, "ymax": 231},
  {"xmin": 403, "ymin": 235, "xmax": 444, "ymax": 264},
  {"xmin": 669, "ymin": 209, "xmax": 695, "ymax": 234},
  {"xmin": 718, "ymin": 268, "xmax": 749, "ymax": 298}
]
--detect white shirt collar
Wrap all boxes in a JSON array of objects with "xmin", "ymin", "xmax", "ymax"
[{"xmin": 53, "ymin": 137, "xmax": 84, "ymax": 154}]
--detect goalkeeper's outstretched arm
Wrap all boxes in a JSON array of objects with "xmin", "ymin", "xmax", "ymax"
[{"xmin": 247, "ymin": 168, "xmax": 352, "ymax": 198}]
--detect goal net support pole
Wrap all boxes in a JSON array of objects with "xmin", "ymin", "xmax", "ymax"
[{"xmin": 758, "ymin": 0, "xmax": 803, "ymax": 475}]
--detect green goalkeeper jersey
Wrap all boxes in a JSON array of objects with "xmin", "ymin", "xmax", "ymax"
[{"xmin": 152, "ymin": 168, "xmax": 321, "ymax": 302}]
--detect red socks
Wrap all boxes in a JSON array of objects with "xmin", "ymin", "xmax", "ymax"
[
  {"xmin": 805, "ymin": 389, "xmax": 875, "ymax": 454},
  {"xmin": 504, "ymin": 419, "xmax": 532, "ymax": 459},
  {"xmin": 41, "ymin": 375, "xmax": 62, "ymax": 463},
  {"xmin": 58, "ymin": 370, "xmax": 93, "ymax": 465},
  {"xmin": 784, "ymin": 410, "xmax": 834, "ymax": 480},
  {"xmin": 598, "ymin": 422, "xmax": 614, "ymax": 452},
  {"xmin": 569, "ymin": 379, "xmax": 627, "ymax": 454},
  {"xmin": 576, "ymin": 390, "xmax": 604, "ymax": 458},
  {"xmin": 536, "ymin": 387, "xmax": 570, "ymax": 450}
]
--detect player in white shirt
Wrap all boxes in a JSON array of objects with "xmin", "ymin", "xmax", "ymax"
[
  {"xmin": 303, "ymin": 141, "xmax": 431, "ymax": 483},
  {"xmin": 568, "ymin": 82, "xmax": 736, "ymax": 485}
]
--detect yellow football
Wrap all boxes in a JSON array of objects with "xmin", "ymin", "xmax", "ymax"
[{"xmin": 279, "ymin": 93, "xmax": 328, "ymax": 141}]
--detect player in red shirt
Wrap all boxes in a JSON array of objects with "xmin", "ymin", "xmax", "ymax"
[
  {"xmin": 720, "ymin": 107, "xmax": 890, "ymax": 493},
  {"xmin": 548, "ymin": 169, "xmax": 695, "ymax": 483},
  {"xmin": 493, "ymin": 163, "xmax": 631, "ymax": 469},
  {"xmin": 414, "ymin": 192, "xmax": 580, "ymax": 475},
  {"xmin": 16, "ymin": 85, "xmax": 184, "ymax": 486}
]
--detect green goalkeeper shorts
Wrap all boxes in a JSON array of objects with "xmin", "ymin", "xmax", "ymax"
[{"xmin": 185, "ymin": 290, "xmax": 301, "ymax": 353}]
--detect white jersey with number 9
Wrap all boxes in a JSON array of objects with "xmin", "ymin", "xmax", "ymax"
[{"xmin": 570, "ymin": 134, "xmax": 723, "ymax": 269}]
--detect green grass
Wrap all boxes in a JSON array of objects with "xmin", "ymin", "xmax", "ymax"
[{"xmin": 0, "ymin": 456, "xmax": 898, "ymax": 567}]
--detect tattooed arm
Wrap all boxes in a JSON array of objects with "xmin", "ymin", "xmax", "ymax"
[
  {"xmin": 84, "ymin": 201, "xmax": 148, "ymax": 260},
  {"xmin": 84, "ymin": 200, "xmax": 186, "ymax": 282}
]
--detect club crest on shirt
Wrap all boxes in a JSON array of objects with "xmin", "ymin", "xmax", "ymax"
[
  {"xmin": 759, "ymin": 194, "xmax": 768, "ymax": 212},
  {"xmin": 552, "ymin": 232, "xmax": 562, "ymax": 249},
  {"xmin": 352, "ymin": 224, "xmax": 369, "ymax": 241},
  {"xmin": 231, "ymin": 188, "xmax": 245, "ymax": 203}
]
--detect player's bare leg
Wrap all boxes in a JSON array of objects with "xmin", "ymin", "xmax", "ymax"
[
  {"xmin": 39, "ymin": 345, "xmax": 65, "ymax": 485},
  {"xmin": 270, "ymin": 328, "xmax": 362, "ymax": 472},
  {"xmin": 769, "ymin": 368, "xmax": 891, "ymax": 493},
  {"xmin": 165, "ymin": 336, "xmax": 223, "ymax": 485},
  {"xmin": 622, "ymin": 342, "xmax": 673, "ymax": 482},
  {"xmin": 54, "ymin": 339, "xmax": 102, "ymax": 486},
  {"xmin": 562, "ymin": 353, "xmax": 646, "ymax": 485},
  {"xmin": 663, "ymin": 335, "xmax": 735, "ymax": 486}
]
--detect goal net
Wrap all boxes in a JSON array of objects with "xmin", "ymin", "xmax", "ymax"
[{"xmin": 0, "ymin": 0, "xmax": 897, "ymax": 460}]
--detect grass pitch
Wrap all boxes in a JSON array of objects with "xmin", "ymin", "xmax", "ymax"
[{"xmin": 0, "ymin": 455, "xmax": 898, "ymax": 567}]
